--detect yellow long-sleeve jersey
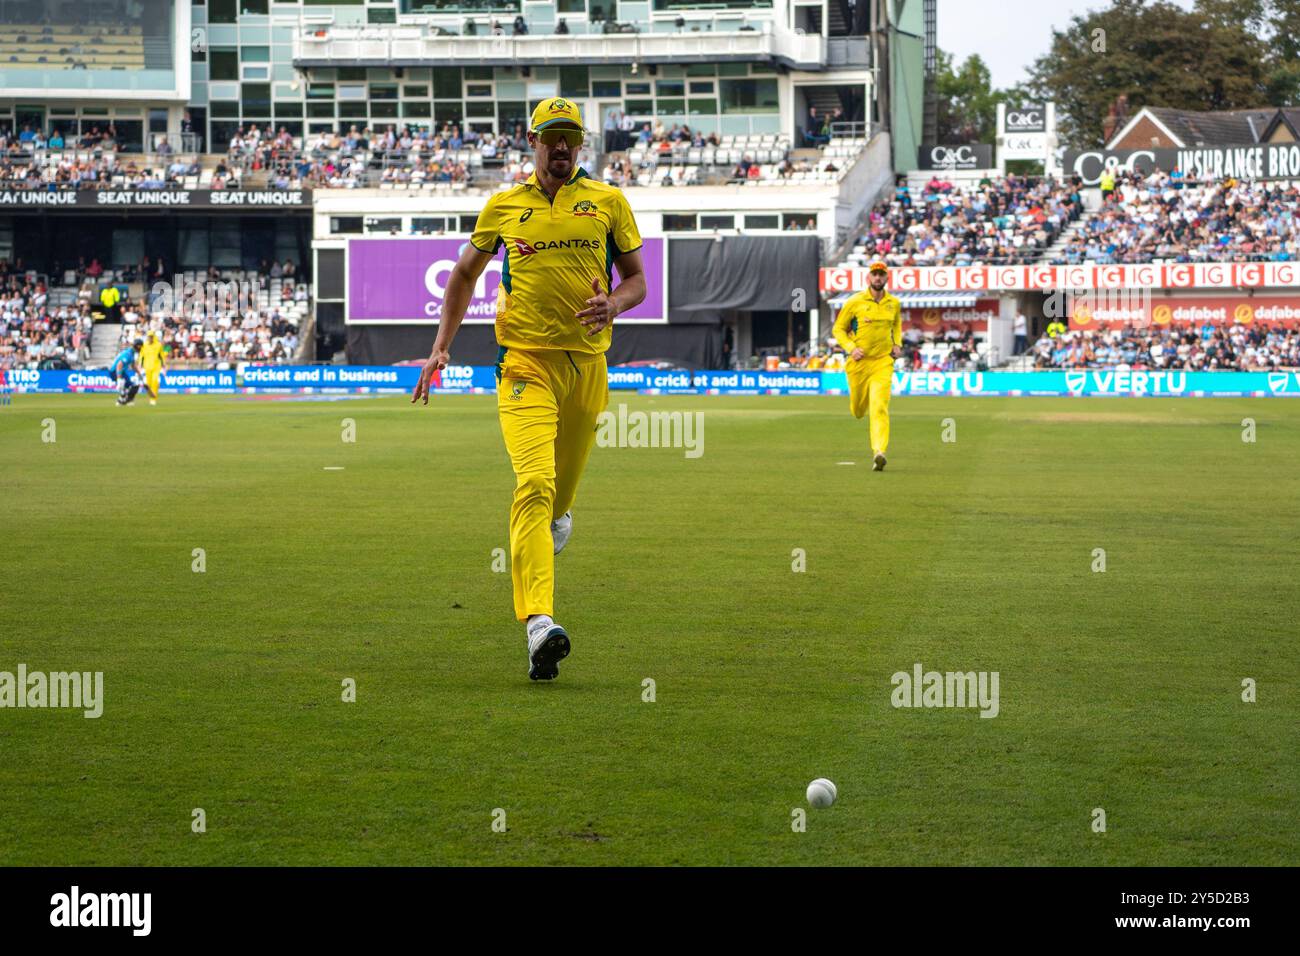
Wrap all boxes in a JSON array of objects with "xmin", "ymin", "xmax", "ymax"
[
  {"xmin": 140, "ymin": 339, "xmax": 165, "ymax": 371},
  {"xmin": 833, "ymin": 290, "xmax": 902, "ymax": 360}
]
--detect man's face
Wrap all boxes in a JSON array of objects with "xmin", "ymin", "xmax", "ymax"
[
  {"xmin": 529, "ymin": 125, "xmax": 582, "ymax": 180},
  {"xmin": 869, "ymin": 270, "xmax": 888, "ymax": 291}
]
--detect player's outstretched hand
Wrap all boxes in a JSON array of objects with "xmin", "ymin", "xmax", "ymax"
[
  {"xmin": 577, "ymin": 277, "xmax": 618, "ymax": 336},
  {"xmin": 411, "ymin": 346, "xmax": 450, "ymax": 405}
]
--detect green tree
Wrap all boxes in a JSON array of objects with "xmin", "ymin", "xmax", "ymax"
[
  {"xmin": 1261, "ymin": 0, "xmax": 1300, "ymax": 104},
  {"xmin": 1025, "ymin": 0, "xmax": 1271, "ymax": 148},
  {"xmin": 934, "ymin": 50, "xmax": 1006, "ymax": 144}
]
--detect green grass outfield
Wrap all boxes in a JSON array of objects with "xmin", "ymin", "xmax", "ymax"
[{"xmin": 1, "ymin": 392, "xmax": 1296, "ymax": 866}]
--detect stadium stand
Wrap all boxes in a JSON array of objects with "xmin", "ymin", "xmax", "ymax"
[
  {"xmin": 0, "ymin": 258, "xmax": 308, "ymax": 370},
  {"xmin": 838, "ymin": 173, "xmax": 1085, "ymax": 267},
  {"xmin": 0, "ymin": 21, "xmax": 145, "ymax": 72},
  {"xmin": 601, "ymin": 126, "xmax": 862, "ymax": 187},
  {"xmin": 120, "ymin": 264, "xmax": 309, "ymax": 365},
  {"xmin": 1049, "ymin": 169, "xmax": 1300, "ymax": 265},
  {"xmin": 1029, "ymin": 324, "xmax": 1300, "ymax": 371},
  {"xmin": 0, "ymin": 268, "xmax": 90, "ymax": 370}
]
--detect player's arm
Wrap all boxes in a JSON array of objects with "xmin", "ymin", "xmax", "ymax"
[
  {"xmin": 891, "ymin": 302, "xmax": 903, "ymax": 357},
  {"xmin": 411, "ymin": 242, "xmax": 495, "ymax": 404},
  {"xmin": 579, "ymin": 195, "xmax": 646, "ymax": 335},
  {"xmin": 832, "ymin": 300, "xmax": 861, "ymax": 359},
  {"xmin": 578, "ymin": 249, "xmax": 645, "ymax": 336}
]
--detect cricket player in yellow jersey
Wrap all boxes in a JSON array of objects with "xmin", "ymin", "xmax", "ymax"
[
  {"xmin": 140, "ymin": 330, "xmax": 166, "ymax": 405},
  {"xmin": 833, "ymin": 260, "xmax": 902, "ymax": 471},
  {"xmin": 412, "ymin": 97, "xmax": 646, "ymax": 681}
]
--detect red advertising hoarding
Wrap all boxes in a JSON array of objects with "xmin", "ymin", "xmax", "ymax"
[
  {"xmin": 821, "ymin": 263, "xmax": 1300, "ymax": 293},
  {"xmin": 905, "ymin": 299, "xmax": 997, "ymax": 333}
]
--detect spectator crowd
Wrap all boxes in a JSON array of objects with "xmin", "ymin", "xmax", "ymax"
[
  {"xmin": 0, "ymin": 257, "xmax": 307, "ymax": 371},
  {"xmin": 0, "ymin": 265, "xmax": 92, "ymax": 371},
  {"xmin": 848, "ymin": 173, "xmax": 1084, "ymax": 267},
  {"xmin": 1052, "ymin": 169, "xmax": 1300, "ymax": 264},
  {"xmin": 1031, "ymin": 323, "xmax": 1300, "ymax": 370}
]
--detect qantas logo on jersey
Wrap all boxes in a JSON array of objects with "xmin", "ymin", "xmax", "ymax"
[{"xmin": 512, "ymin": 237, "xmax": 602, "ymax": 256}]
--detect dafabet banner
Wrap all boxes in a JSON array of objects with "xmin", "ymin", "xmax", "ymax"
[{"xmin": 1068, "ymin": 295, "xmax": 1300, "ymax": 328}]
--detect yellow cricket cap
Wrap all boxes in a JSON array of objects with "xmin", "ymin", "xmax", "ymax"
[{"xmin": 531, "ymin": 97, "xmax": 584, "ymax": 132}]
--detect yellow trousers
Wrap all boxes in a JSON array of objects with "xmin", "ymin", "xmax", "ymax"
[
  {"xmin": 497, "ymin": 347, "xmax": 608, "ymax": 621},
  {"xmin": 847, "ymin": 354, "xmax": 894, "ymax": 454},
  {"xmin": 144, "ymin": 368, "xmax": 161, "ymax": 398}
]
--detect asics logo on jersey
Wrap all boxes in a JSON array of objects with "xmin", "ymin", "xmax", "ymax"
[{"xmin": 519, "ymin": 208, "xmax": 533, "ymax": 223}]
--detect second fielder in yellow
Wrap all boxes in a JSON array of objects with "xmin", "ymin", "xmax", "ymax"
[{"xmin": 833, "ymin": 260, "xmax": 902, "ymax": 471}]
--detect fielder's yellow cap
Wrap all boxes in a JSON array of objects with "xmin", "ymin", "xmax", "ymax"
[
  {"xmin": 531, "ymin": 97, "xmax": 584, "ymax": 132},
  {"xmin": 868, "ymin": 260, "xmax": 890, "ymax": 275}
]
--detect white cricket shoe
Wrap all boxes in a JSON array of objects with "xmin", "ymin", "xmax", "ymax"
[
  {"xmin": 526, "ymin": 615, "xmax": 570, "ymax": 681},
  {"xmin": 551, "ymin": 511, "xmax": 573, "ymax": 555}
]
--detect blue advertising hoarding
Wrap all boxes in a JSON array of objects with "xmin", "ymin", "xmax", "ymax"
[
  {"xmin": 4, "ymin": 368, "xmax": 237, "ymax": 393},
  {"xmin": 820, "ymin": 369, "xmax": 1300, "ymax": 397},
  {"xmin": 4, "ymin": 366, "xmax": 1298, "ymax": 397}
]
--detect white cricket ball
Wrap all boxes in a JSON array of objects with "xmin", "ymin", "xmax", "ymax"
[{"xmin": 806, "ymin": 778, "xmax": 837, "ymax": 808}]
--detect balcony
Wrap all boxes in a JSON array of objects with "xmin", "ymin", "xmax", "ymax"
[
  {"xmin": 293, "ymin": 25, "xmax": 828, "ymax": 71},
  {"xmin": 826, "ymin": 37, "xmax": 870, "ymax": 68}
]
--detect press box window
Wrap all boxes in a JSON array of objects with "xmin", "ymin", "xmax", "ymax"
[
  {"xmin": 663, "ymin": 214, "xmax": 697, "ymax": 231},
  {"xmin": 744, "ymin": 214, "xmax": 779, "ymax": 230},
  {"xmin": 330, "ymin": 217, "xmax": 363, "ymax": 234},
  {"xmin": 365, "ymin": 218, "xmax": 402, "ymax": 233},
  {"xmin": 700, "ymin": 214, "xmax": 735, "ymax": 230}
]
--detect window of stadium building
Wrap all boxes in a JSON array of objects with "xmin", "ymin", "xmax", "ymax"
[
  {"xmin": 405, "ymin": 1, "xmax": 522, "ymax": 12},
  {"xmin": 720, "ymin": 79, "xmax": 778, "ymax": 113},
  {"xmin": 654, "ymin": 1, "xmax": 772, "ymax": 8},
  {"xmin": 209, "ymin": 0, "xmax": 238, "ymax": 23}
]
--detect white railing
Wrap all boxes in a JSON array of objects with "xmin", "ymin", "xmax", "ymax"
[{"xmin": 296, "ymin": 26, "xmax": 827, "ymax": 68}]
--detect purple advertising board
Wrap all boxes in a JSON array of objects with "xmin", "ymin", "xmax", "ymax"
[{"xmin": 346, "ymin": 236, "xmax": 666, "ymax": 324}]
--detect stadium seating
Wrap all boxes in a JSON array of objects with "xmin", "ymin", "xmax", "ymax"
[
  {"xmin": 117, "ymin": 267, "xmax": 309, "ymax": 366},
  {"xmin": 837, "ymin": 173, "xmax": 1085, "ymax": 267},
  {"xmin": 0, "ymin": 22, "xmax": 146, "ymax": 71},
  {"xmin": 1050, "ymin": 170, "xmax": 1300, "ymax": 265},
  {"xmin": 1029, "ymin": 324, "xmax": 1300, "ymax": 371},
  {"xmin": 601, "ymin": 132, "xmax": 862, "ymax": 188},
  {"xmin": 0, "ymin": 261, "xmax": 308, "ymax": 371}
]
